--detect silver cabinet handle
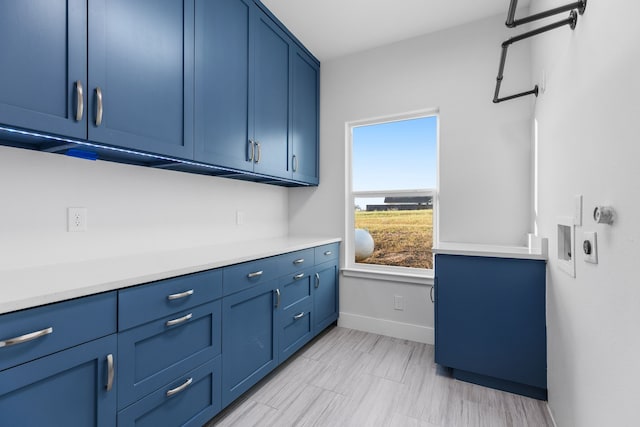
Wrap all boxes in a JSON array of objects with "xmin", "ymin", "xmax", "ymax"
[
  {"xmin": 106, "ymin": 354, "xmax": 114, "ymax": 391},
  {"xmin": 315, "ymin": 272, "xmax": 320, "ymax": 288},
  {"xmin": 248, "ymin": 139, "xmax": 254, "ymax": 162},
  {"xmin": 255, "ymin": 141, "xmax": 261, "ymax": 163},
  {"xmin": 247, "ymin": 270, "xmax": 263, "ymax": 279},
  {"xmin": 430, "ymin": 285, "xmax": 435, "ymax": 303},
  {"xmin": 293, "ymin": 258, "xmax": 305, "ymax": 265},
  {"xmin": 166, "ymin": 313, "xmax": 192, "ymax": 327},
  {"xmin": 275, "ymin": 288, "xmax": 281, "ymax": 308},
  {"xmin": 324, "ymin": 251, "xmax": 332, "ymax": 256},
  {"xmin": 293, "ymin": 312, "xmax": 305, "ymax": 320},
  {"xmin": 95, "ymin": 87, "xmax": 103, "ymax": 126},
  {"xmin": 293, "ymin": 273, "xmax": 305, "ymax": 280},
  {"xmin": 167, "ymin": 289, "xmax": 194, "ymax": 301},
  {"xmin": 0, "ymin": 326, "xmax": 53, "ymax": 348},
  {"xmin": 166, "ymin": 377, "xmax": 193, "ymax": 397},
  {"xmin": 292, "ymin": 155, "xmax": 298, "ymax": 172},
  {"xmin": 75, "ymin": 80, "xmax": 84, "ymax": 121}
]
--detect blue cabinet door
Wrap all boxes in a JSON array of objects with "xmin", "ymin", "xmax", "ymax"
[
  {"xmin": 88, "ymin": 0, "xmax": 194, "ymax": 159},
  {"xmin": 291, "ymin": 47, "xmax": 320, "ymax": 184},
  {"xmin": 194, "ymin": 0, "xmax": 252, "ymax": 171},
  {"xmin": 0, "ymin": 0, "xmax": 87, "ymax": 140},
  {"xmin": 313, "ymin": 261, "xmax": 339, "ymax": 334},
  {"xmin": 251, "ymin": 7, "xmax": 291, "ymax": 179},
  {"xmin": 434, "ymin": 254, "xmax": 547, "ymax": 399},
  {"xmin": 221, "ymin": 280, "xmax": 279, "ymax": 406},
  {"xmin": 0, "ymin": 334, "xmax": 117, "ymax": 427}
]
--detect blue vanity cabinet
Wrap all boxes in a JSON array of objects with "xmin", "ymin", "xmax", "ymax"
[
  {"xmin": 251, "ymin": 6, "xmax": 292, "ymax": 179},
  {"xmin": 221, "ymin": 279, "xmax": 280, "ymax": 407},
  {"xmin": 434, "ymin": 254, "xmax": 547, "ymax": 400},
  {"xmin": 194, "ymin": 0, "xmax": 252, "ymax": 171},
  {"xmin": 0, "ymin": 0, "xmax": 87, "ymax": 140},
  {"xmin": 290, "ymin": 46, "xmax": 320, "ymax": 185},
  {"xmin": 88, "ymin": 0, "xmax": 194, "ymax": 159}
]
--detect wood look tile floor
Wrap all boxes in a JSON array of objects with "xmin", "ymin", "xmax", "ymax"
[{"xmin": 205, "ymin": 326, "xmax": 553, "ymax": 427}]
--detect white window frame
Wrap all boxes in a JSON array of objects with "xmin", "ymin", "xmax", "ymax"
[{"xmin": 344, "ymin": 110, "xmax": 439, "ymax": 284}]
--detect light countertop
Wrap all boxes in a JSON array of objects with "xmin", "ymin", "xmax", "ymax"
[
  {"xmin": 433, "ymin": 241, "xmax": 547, "ymax": 261},
  {"xmin": 0, "ymin": 236, "xmax": 341, "ymax": 315}
]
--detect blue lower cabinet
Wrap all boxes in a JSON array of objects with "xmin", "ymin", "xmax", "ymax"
[
  {"xmin": 117, "ymin": 300, "xmax": 221, "ymax": 408},
  {"xmin": 221, "ymin": 281, "xmax": 279, "ymax": 407},
  {"xmin": 434, "ymin": 254, "xmax": 547, "ymax": 400},
  {"xmin": 313, "ymin": 261, "xmax": 339, "ymax": 335},
  {"xmin": 0, "ymin": 334, "xmax": 117, "ymax": 427},
  {"xmin": 117, "ymin": 356, "xmax": 221, "ymax": 427},
  {"xmin": 278, "ymin": 300, "xmax": 313, "ymax": 361}
]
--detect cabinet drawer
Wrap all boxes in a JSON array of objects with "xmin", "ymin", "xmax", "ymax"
[
  {"xmin": 222, "ymin": 257, "xmax": 279, "ymax": 296},
  {"xmin": 279, "ymin": 300, "xmax": 313, "ymax": 362},
  {"xmin": 0, "ymin": 292, "xmax": 116, "ymax": 372},
  {"xmin": 278, "ymin": 248, "xmax": 314, "ymax": 275},
  {"xmin": 118, "ymin": 356, "xmax": 221, "ymax": 427},
  {"xmin": 119, "ymin": 269, "xmax": 221, "ymax": 331},
  {"xmin": 117, "ymin": 300, "xmax": 221, "ymax": 409},
  {"xmin": 279, "ymin": 267, "xmax": 313, "ymax": 311},
  {"xmin": 314, "ymin": 243, "xmax": 339, "ymax": 264}
]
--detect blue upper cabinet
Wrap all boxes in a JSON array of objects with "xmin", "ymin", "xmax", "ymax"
[
  {"xmin": 291, "ymin": 47, "xmax": 320, "ymax": 185},
  {"xmin": 0, "ymin": 0, "xmax": 87, "ymax": 140},
  {"xmin": 88, "ymin": 0, "xmax": 194, "ymax": 159},
  {"xmin": 251, "ymin": 7, "xmax": 291, "ymax": 179},
  {"xmin": 194, "ymin": 0, "xmax": 252, "ymax": 171}
]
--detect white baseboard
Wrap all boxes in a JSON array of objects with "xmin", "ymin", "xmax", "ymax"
[
  {"xmin": 546, "ymin": 403, "xmax": 558, "ymax": 427},
  {"xmin": 338, "ymin": 312, "xmax": 434, "ymax": 344}
]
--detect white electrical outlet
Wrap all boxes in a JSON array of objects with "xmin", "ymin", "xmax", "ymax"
[
  {"xmin": 68, "ymin": 207, "xmax": 88, "ymax": 232},
  {"xmin": 393, "ymin": 295, "xmax": 404, "ymax": 311},
  {"xmin": 582, "ymin": 231, "xmax": 598, "ymax": 264}
]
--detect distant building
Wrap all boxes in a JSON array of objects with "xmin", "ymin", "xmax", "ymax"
[{"xmin": 366, "ymin": 196, "xmax": 432, "ymax": 211}]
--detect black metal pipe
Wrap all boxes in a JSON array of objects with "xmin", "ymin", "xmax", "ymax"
[
  {"xmin": 506, "ymin": 0, "xmax": 586, "ymax": 28},
  {"xmin": 493, "ymin": 11, "xmax": 577, "ymax": 103}
]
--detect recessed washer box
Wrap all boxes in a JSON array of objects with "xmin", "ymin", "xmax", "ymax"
[{"xmin": 557, "ymin": 217, "xmax": 575, "ymax": 277}]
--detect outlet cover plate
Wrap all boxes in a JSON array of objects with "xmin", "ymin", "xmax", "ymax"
[
  {"xmin": 68, "ymin": 207, "xmax": 87, "ymax": 232},
  {"xmin": 582, "ymin": 231, "xmax": 598, "ymax": 264}
]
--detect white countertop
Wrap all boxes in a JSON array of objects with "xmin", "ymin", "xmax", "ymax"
[
  {"xmin": 433, "ymin": 241, "xmax": 547, "ymax": 261},
  {"xmin": 0, "ymin": 236, "xmax": 341, "ymax": 315}
]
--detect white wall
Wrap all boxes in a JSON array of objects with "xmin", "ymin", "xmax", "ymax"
[
  {"xmin": 289, "ymin": 14, "xmax": 534, "ymax": 342},
  {"xmin": 0, "ymin": 145, "xmax": 288, "ymax": 270},
  {"xmin": 531, "ymin": 1, "xmax": 640, "ymax": 425}
]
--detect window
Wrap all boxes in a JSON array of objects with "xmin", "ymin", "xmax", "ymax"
[{"xmin": 347, "ymin": 113, "xmax": 438, "ymax": 275}]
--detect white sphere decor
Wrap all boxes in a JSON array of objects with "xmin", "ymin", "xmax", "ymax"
[{"xmin": 354, "ymin": 228, "xmax": 375, "ymax": 261}]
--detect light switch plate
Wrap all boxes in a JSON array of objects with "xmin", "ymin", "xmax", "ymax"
[
  {"xmin": 574, "ymin": 195, "xmax": 583, "ymax": 226},
  {"xmin": 582, "ymin": 231, "xmax": 598, "ymax": 264}
]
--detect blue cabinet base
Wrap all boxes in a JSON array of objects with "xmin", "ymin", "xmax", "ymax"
[{"xmin": 452, "ymin": 368, "xmax": 547, "ymax": 400}]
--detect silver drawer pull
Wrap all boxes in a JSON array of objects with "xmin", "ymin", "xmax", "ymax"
[
  {"xmin": 275, "ymin": 288, "xmax": 281, "ymax": 308},
  {"xmin": 293, "ymin": 273, "xmax": 305, "ymax": 280},
  {"xmin": 0, "ymin": 326, "xmax": 53, "ymax": 348},
  {"xmin": 166, "ymin": 377, "xmax": 193, "ymax": 397},
  {"xmin": 95, "ymin": 87, "xmax": 103, "ymax": 126},
  {"xmin": 106, "ymin": 354, "xmax": 114, "ymax": 391},
  {"xmin": 166, "ymin": 313, "xmax": 192, "ymax": 327},
  {"xmin": 75, "ymin": 80, "xmax": 84, "ymax": 121},
  {"xmin": 167, "ymin": 289, "xmax": 194, "ymax": 301},
  {"xmin": 315, "ymin": 272, "xmax": 320, "ymax": 288},
  {"xmin": 247, "ymin": 270, "xmax": 263, "ymax": 278},
  {"xmin": 324, "ymin": 251, "xmax": 332, "ymax": 256},
  {"xmin": 293, "ymin": 312, "xmax": 306, "ymax": 320},
  {"xmin": 293, "ymin": 258, "xmax": 305, "ymax": 265}
]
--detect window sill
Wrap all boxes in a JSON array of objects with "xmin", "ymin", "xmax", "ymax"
[{"xmin": 341, "ymin": 266, "xmax": 434, "ymax": 286}]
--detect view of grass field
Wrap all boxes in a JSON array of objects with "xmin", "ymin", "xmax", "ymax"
[{"xmin": 355, "ymin": 209, "xmax": 433, "ymax": 269}]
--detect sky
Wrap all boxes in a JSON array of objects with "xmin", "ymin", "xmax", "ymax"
[{"xmin": 352, "ymin": 115, "xmax": 438, "ymax": 192}]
